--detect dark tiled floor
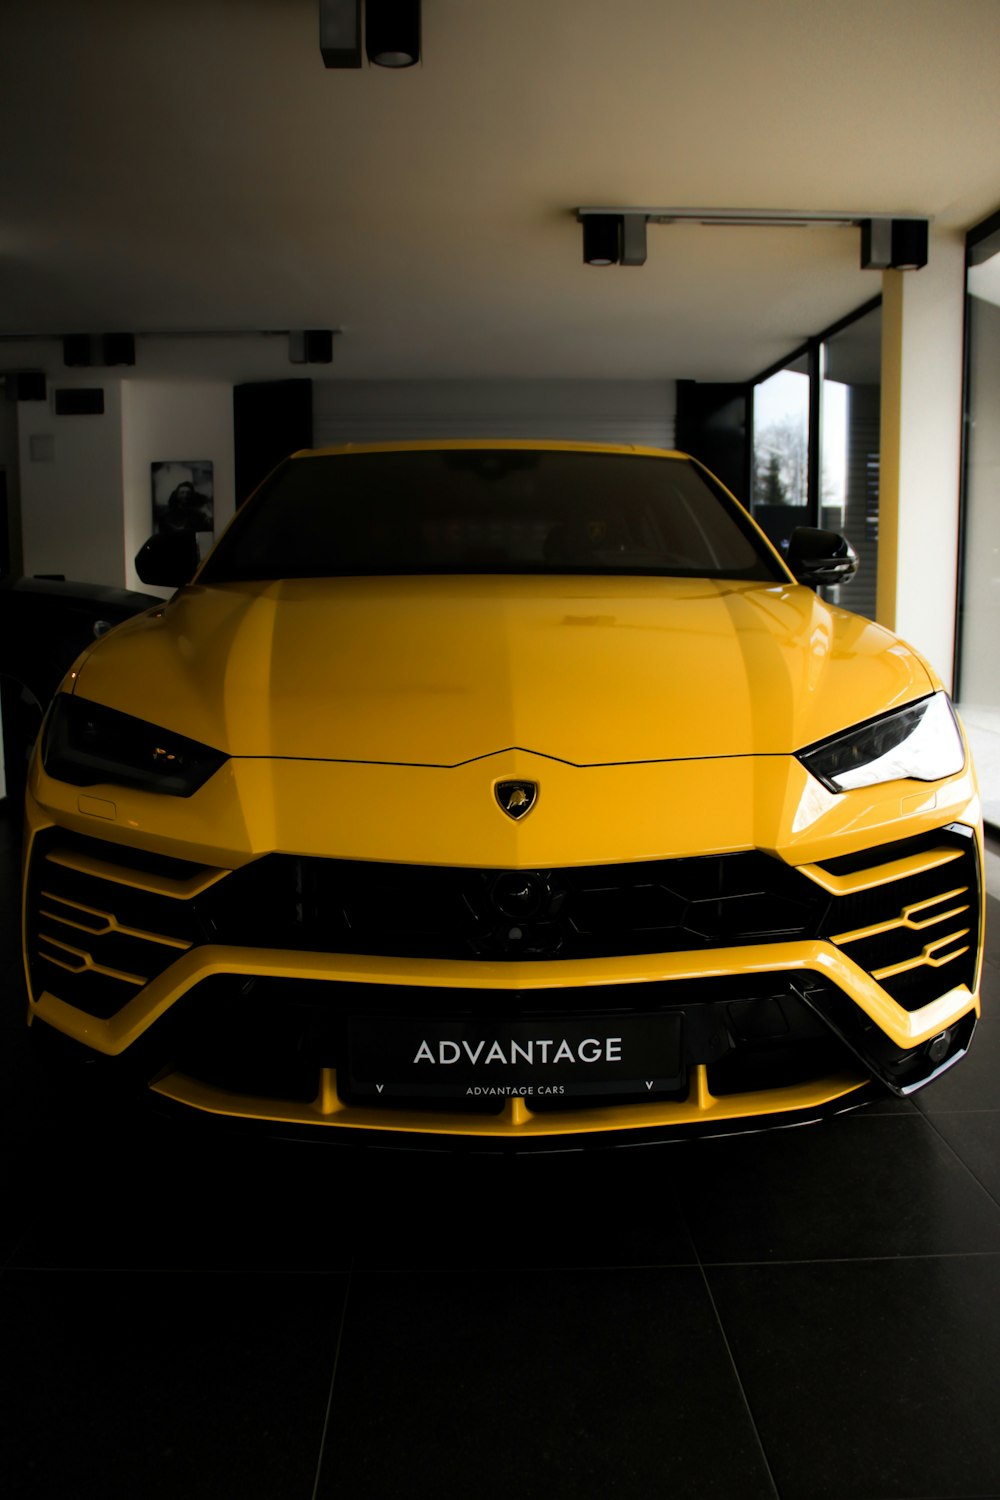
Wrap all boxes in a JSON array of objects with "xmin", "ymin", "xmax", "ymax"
[{"xmin": 3, "ymin": 805, "xmax": 999, "ymax": 1500}]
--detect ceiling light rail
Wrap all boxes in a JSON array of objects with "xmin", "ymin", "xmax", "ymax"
[
  {"xmin": 0, "ymin": 329, "xmax": 342, "ymax": 368},
  {"xmin": 576, "ymin": 208, "xmax": 931, "ymax": 271}
]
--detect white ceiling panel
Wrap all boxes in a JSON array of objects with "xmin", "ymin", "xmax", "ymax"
[{"xmin": 2, "ymin": 0, "xmax": 999, "ymax": 380}]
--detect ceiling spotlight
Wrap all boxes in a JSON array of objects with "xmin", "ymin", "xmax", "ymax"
[
  {"xmin": 289, "ymin": 330, "xmax": 336, "ymax": 364},
  {"xmin": 860, "ymin": 218, "xmax": 929, "ymax": 271},
  {"xmin": 620, "ymin": 216, "xmax": 647, "ymax": 266},
  {"xmin": 577, "ymin": 205, "xmax": 931, "ymax": 271},
  {"xmin": 581, "ymin": 215, "xmax": 623, "ymax": 266},
  {"xmin": 319, "ymin": 0, "xmax": 362, "ymax": 68},
  {"xmin": 102, "ymin": 333, "xmax": 136, "ymax": 366},
  {"xmin": 366, "ymin": 0, "xmax": 420, "ymax": 67}
]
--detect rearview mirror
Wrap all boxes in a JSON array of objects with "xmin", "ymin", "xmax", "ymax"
[
  {"xmin": 785, "ymin": 527, "xmax": 858, "ymax": 586},
  {"xmin": 134, "ymin": 533, "xmax": 201, "ymax": 588}
]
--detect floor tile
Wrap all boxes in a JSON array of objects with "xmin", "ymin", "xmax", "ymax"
[
  {"xmin": 347, "ymin": 1147, "xmax": 698, "ymax": 1270},
  {"xmin": 3, "ymin": 1269, "xmax": 346, "ymax": 1500},
  {"xmin": 316, "ymin": 1266, "xmax": 777, "ymax": 1500},
  {"xmin": 675, "ymin": 1113, "xmax": 1000, "ymax": 1263},
  {"xmin": 4, "ymin": 802, "xmax": 1000, "ymax": 1500},
  {"xmin": 0, "ymin": 1163, "xmax": 35, "ymax": 1264},
  {"xmin": 707, "ymin": 1255, "xmax": 1000, "ymax": 1499},
  {"xmin": 9, "ymin": 1128, "xmax": 357, "ymax": 1272},
  {"xmin": 926, "ymin": 1110, "xmax": 1000, "ymax": 1208}
]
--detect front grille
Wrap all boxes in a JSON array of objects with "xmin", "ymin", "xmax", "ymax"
[
  {"xmin": 26, "ymin": 829, "xmax": 219, "ymax": 1018},
  {"xmin": 201, "ymin": 849, "xmax": 826, "ymax": 960},
  {"xmin": 25, "ymin": 824, "xmax": 981, "ymax": 1025},
  {"xmin": 811, "ymin": 826, "xmax": 981, "ymax": 1011}
]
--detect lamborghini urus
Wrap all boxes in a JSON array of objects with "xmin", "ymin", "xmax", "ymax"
[{"xmin": 22, "ymin": 441, "xmax": 984, "ymax": 1145}]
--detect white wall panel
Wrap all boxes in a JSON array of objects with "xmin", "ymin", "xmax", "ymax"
[
  {"xmin": 120, "ymin": 380, "xmax": 235, "ymax": 595},
  {"xmin": 876, "ymin": 236, "xmax": 965, "ymax": 690},
  {"xmin": 312, "ymin": 381, "xmax": 676, "ymax": 449},
  {"xmin": 18, "ymin": 380, "xmax": 126, "ymax": 587}
]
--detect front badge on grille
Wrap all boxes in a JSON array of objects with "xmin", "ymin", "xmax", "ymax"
[{"xmin": 495, "ymin": 780, "xmax": 538, "ymax": 821}]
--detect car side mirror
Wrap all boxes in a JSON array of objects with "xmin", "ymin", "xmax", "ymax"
[
  {"xmin": 134, "ymin": 533, "xmax": 201, "ymax": 587},
  {"xmin": 785, "ymin": 527, "xmax": 858, "ymax": 586}
]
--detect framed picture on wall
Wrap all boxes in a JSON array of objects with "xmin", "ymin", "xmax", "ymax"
[{"xmin": 151, "ymin": 461, "xmax": 214, "ymax": 547}]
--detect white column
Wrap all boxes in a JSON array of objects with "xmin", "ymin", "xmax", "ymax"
[{"xmin": 876, "ymin": 231, "xmax": 966, "ymax": 689}]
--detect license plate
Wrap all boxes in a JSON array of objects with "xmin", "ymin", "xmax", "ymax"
[{"xmin": 346, "ymin": 1012, "xmax": 684, "ymax": 1101}]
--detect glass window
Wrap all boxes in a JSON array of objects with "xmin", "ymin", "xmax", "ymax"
[
  {"xmin": 749, "ymin": 306, "xmax": 881, "ymax": 619},
  {"xmin": 200, "ymin": 450, "xmax": 786, "ymax": 584},
  {"xmin": 820, "ymin": 305, "xmax": 881, "ymax": 620},
  {"xmin": 751, "ymin": 356, "xmax": 809, "ymax": 554}
]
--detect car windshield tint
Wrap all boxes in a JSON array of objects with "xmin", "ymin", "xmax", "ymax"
[{"xmin": 200, "ymin": 450, "xmax": 785, "ymax": 583}]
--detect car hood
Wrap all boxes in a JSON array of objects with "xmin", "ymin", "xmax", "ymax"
[{"xmin": 72, "ymin": 575, "xmax": 933, "ymax": 766}]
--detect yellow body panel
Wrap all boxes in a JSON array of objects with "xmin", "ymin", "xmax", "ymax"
[
  {"xmin": 149, "ymin": 1066, "xmax": 870, "ymax": 1139},
  {"xmin": 27, "ymin": 747, "xmax": 979, "ymax": 887},
  {"xmin": 27, "ymin": 927, "xmax": 978, "ymax": 1058},
  {"xmin": 22, "ymin": 441, "xmax": 986, "ymax": 1142},
  {"xmin": 72, "ymin": 574, "xmax": 932, "ymax": 769}
]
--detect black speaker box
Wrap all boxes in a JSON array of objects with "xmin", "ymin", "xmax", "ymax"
[
  {"xmin": 861, "ymin": 218, "xmax": 929, "ymax": 271},
  {"xmin": 305, "ymin": 329, "xmax": 334, "ymax": 363},
  {"xmin": 320, "ymin": 0, "xmax": 362, "ymax": 66},
  {"xmin": 62, "ymin": 334, "xmax": 93, "ymax": 367},
  {"xmin": 289, "ymin": 330, "xmax": 335, "ymax": 364},
  {"xmin": 54, "ymin": 387, "xmax": 105, "ymax": 416}
]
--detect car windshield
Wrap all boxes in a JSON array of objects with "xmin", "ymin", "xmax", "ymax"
[{"xmin": 199, "ymin": 449, "xmax": 786, "ymax": 584}]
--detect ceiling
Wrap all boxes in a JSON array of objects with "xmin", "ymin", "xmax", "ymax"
[{"xmin": 3, "ymin": 0, "xmax": 1000, "ymax": 383}]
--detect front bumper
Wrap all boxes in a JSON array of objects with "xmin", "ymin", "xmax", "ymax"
[{"xmin": 22, "ymin": 749, "xmax": 985, "ymax": 1144}]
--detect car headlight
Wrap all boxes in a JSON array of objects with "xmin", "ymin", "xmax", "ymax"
[
  {"xmin": 42, "ymin": 694, "xmax": 227, "ymax": 797},
  {"xmin": 798, "ymin": 692, "xmax": 965, "ymax": 792}
]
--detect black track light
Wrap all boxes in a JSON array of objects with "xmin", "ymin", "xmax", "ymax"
[
  {"xmin": 289, "ymin": 330, "xmax": 336, "ymax": 364},
  {"xmin": 860, "ymin": 218, "xmax": 929, "ymax": 271},
  {"xmin": 576, "ymin": 205, "xmax": 931, "ymax": 272},
  {"xmin": 581, "ymin": 215, "xmax": 622, "ymax": 266},
  {"xmin": 366, "ymin": 0, "xmax": 420, "ymax": 67},
  {"xmin": 319, "ymin": 0, "xmax": 362, "ymax": 68}
]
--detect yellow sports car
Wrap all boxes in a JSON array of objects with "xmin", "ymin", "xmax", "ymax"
[{"xmin": 22, "ymin": 441, "xmax": 984, "ymax": 1146}]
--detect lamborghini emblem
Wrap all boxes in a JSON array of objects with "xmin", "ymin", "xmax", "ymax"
[{"xmin": 495, "ymin": 780, "xmax": 538, "ymax": 821}]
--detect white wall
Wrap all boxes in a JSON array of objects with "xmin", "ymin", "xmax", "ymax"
[
  {"xmin": 18, "ymin": 379, "xmax": 126, "ymax": 585},
  {"xmin": 120, "ymin": 379, "xmax": 235, "ymax": 593},
  {"xmin": 13, "ymin": 356, "xmax": 674, "ymax": 598},
  {"xmin": 313, "ymin": 380, "xmax": 677, "ymax": 448},
  {"xmin": 876, "ymin": 233, "xmax": 966, "ymax": 689},
  {"xmin": 958, "ymin": 294, "xmax": 1000, "ymax": 708},
  {"xmin": 15, "ymin": 372, "xmax": 236, "ymax": 593}
]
